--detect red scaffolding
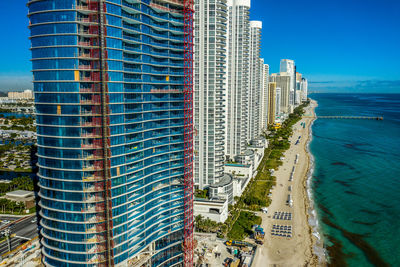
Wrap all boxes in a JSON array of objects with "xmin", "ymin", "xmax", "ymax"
[
  {"xmin": 78, "ymin": 0, "xmax": 113, "ymax": 265},
  {"xmin": 183, "ymin": 0, "xmax": 194, "ymax": 266}
]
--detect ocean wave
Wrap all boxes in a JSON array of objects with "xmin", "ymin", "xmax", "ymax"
[{"xmin": 306, "ymin": 113, "xmax": 327, "ymax": 263}]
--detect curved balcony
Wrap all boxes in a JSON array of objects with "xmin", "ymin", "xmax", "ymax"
[
  {"xmin": 42, "ymin": 236, "xmax": 107, "ymax": 257},
  {"xmin": 128, "ymin": 203, "xmax": 183, "ymax": 233},
  {"xmin": 38, "ymin": 199, "xmax": 106, "ymax": 215},
  {"xmin": 41, "ymin": 247, "xmax": 101, "ymax": 266},
  {"xmin": 127, "ymin": 214, "xmax": 184, "ymax": 252}
]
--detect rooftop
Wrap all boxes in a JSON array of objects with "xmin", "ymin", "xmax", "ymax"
[
  {"xmin": 239, "ymin": 149, "xmax": 254, "ymax": 156},
  {"xmin": 6, "ymin": 190, "xmax": 34, "ymax": 198},
  {"xmin": 209, "ymin": 173, "xmax": 233, "ymax": 188}
]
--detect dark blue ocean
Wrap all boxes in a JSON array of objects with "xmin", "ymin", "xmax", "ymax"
[{"xmin": 309, "ymin": 93, "xmax": 400, "ymax": 267}]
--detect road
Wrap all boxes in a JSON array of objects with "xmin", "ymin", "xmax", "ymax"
[
  {"xmin": 0, "ymin": 215, "xmax": 38, "ymax": 256},
  {"xmin": 0, "ymin": 215, "xmax": 21, "ymax": 223}
]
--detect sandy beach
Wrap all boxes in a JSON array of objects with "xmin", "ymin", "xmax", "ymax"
[{"xmin": 253, "ymin": 101, "xmax": 322, "ymax": 267}]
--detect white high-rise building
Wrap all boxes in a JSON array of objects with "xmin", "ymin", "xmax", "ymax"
[
  {"xmin": 270, "ymin": 73, "xmax": 291, "ymax": 113},
  {"xmin": 276, "ymin": 87, "xmax": 281, "ymax": 116},
  {"xmin": 280, "ymin": 59, "xmax": 295, "ymax": 74},
  {"xmin": 295, "ymin": 82, "xmax": 302, "ymax": 105},
  {"xmin": 301, "ymin": 78, "xmax": 308, "ymax": 101},
  {"xmin": 295, "ymin": 72, "xmax": 302, "ymax": 105},
  {"xmin": 247, "ymin": 20, "xmax": 262, "ymax": 142},
  {"xmin": 225, "ymin": 0, "xmax": 251, "ymax": 159},
  {"xmin": 280, "ymin": 59, "xmax": 295, "ymax": 106},
  {"xmin": 260, "ymin": 62, "xmax": 269, "ymax": 131},
  {"xmin": 194, "ymin": 0, "xmax": 228, "ymax": 189},
  {"xmin": 268, "ymin": 82, "xmax": 276, "ymax": 125}
]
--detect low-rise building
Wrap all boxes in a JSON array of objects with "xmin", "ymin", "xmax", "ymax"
[
  {"xmin": 194, "ymin": 198, "xmax": 229, "ymax": 223},
  {"xmin": 224, "ymin": 163, "xmax": 253, "ymax": 180},
  {"xmin": 250, "ymin": 137, "xmax": 267, "ymax": 148},
  {"xmin": 248, "ymin": 138, "xmax": 267, "ymax": 168},
  {"xmin": 224, "ymin": 163, "xmax": 253, "ymax": 199},
  {"xmin": 223, "ymin": 138, "xmax": 268, "ymax": 200},
  {"xmin": 4, "ymin": 190, "xmax": 35, "ymax": 209},
  {"xmin": 235, "ymin": 149, "xmax": 255, "ymax": 168},
  {"xmin": 0, "ymin": 97, "xmax": 17, "ymax": 104},
  {"xmin": 7, "ymin": 90, "xmax": 34, "ymax": 100},
  {"xmin": 232, "ymin": 176, "xmax": 251, "ymax": 199},
  {"xmin": 209, "ymin": 173, "xmax": 234, "ymax": 205}
]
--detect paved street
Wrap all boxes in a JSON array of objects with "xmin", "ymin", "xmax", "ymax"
[
  {"xmin": 0, "ymin": 215, "xmax": 38, "ymax": 256},
  {"xmin": 0, "ymin": 215, "xmax": 21, "ymax": 223}
]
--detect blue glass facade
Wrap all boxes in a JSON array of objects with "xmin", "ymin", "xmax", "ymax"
[{"xmin": 28, "ymin": 0, "xmax": 187, "ymax": 266}]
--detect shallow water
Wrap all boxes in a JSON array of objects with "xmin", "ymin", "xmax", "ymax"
[{"xmin": 310, "ymin": 93, "xmax": 400, "ymax": 267}]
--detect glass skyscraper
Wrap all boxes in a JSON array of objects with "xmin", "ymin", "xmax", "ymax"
[{"xmin": 28, "ymin": 0, "xmax": 193, "ymax": 266}]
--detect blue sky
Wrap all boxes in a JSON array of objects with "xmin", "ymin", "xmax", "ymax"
[
  {"xmin": 250, "ymin": 0, "xmax": 400, "ymax": 92},
  {"xmin": 0, "ymin": 1, "xmax": 31, "ymax": 91},
  {"xmin": 0, "ymin": 0, "xmax": 399, "ymax": 92}
]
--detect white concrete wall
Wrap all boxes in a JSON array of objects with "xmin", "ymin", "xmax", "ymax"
[
  {"xmin": 233, "ymin": 179, "xmax": 242, "ymax": 198},
  {"xmin": 194, "ymin": 200, "xmax": 229, "ymax": 223}
]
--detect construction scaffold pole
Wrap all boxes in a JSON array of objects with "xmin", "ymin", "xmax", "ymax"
[
  {"xmin": 98, "ymin": 0, "xmax": 114, "ymax": 265},
  {"xmin": 183, "ymin": 0, "xmax": 194, "ymax": 266}
]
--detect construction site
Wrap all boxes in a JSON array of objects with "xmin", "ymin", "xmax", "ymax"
[{"xmin": 193, "ymin": 225, "xmax": 265, "ymax": 267}]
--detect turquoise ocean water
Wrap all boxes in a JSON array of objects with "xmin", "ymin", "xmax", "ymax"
[{"xmin": 309, "ymin": 93, "xmax": 400, "ymax": 267}]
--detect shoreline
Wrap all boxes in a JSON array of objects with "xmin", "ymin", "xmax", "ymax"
[
  {"xmin": 303, "ymin": 100, "xmax": 327, "ymax": 264},
  {"xmin": 253, "ymin": 101, "xmax": 323, "ymax": 266},
  {"xmin": 297, "ymin": 99, "xmax": 323, "ymax": 266}
]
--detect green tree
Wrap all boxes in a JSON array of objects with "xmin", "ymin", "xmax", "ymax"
[
  {"xmin": 0, "ymin": 199, "xmax": 8, "ymax": 213},
  {"xmin": 17, "ymin": 202, "xmax": 25, "ymax": 214},
  {"xmin": 8, "ymin": 201, "xmax": 17, "ymax": 213}
]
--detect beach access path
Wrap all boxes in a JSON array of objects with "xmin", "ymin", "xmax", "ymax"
[{"xmin": 253, "ymin": 101, "xmax": 319, "ymax": 267}]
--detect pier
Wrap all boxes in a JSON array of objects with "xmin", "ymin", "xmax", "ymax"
[{"xmin": 304, "ymin": 116, "xmax": 383, "ymax": 120}]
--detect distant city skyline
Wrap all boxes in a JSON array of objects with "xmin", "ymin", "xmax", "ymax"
[{"xmin": 0, "ymin": 0, "xmax": 400, "ymax": 92}]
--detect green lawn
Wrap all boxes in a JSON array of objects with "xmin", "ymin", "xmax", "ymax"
[{"xmin": 227, "ymin": 211, "xmax": 262, "ymax": 240}]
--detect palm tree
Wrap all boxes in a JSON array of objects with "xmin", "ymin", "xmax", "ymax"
[
  {"xmin": 8, "ymin": 201, "xmax": 17, "ymax": 214},
  {"xmin": 0, "ymin": 198, "xmax": 7, "ymax": 213},
  {"xmin": 17, "ymin": 202, "xmax": 25, "ymax": 214}
]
